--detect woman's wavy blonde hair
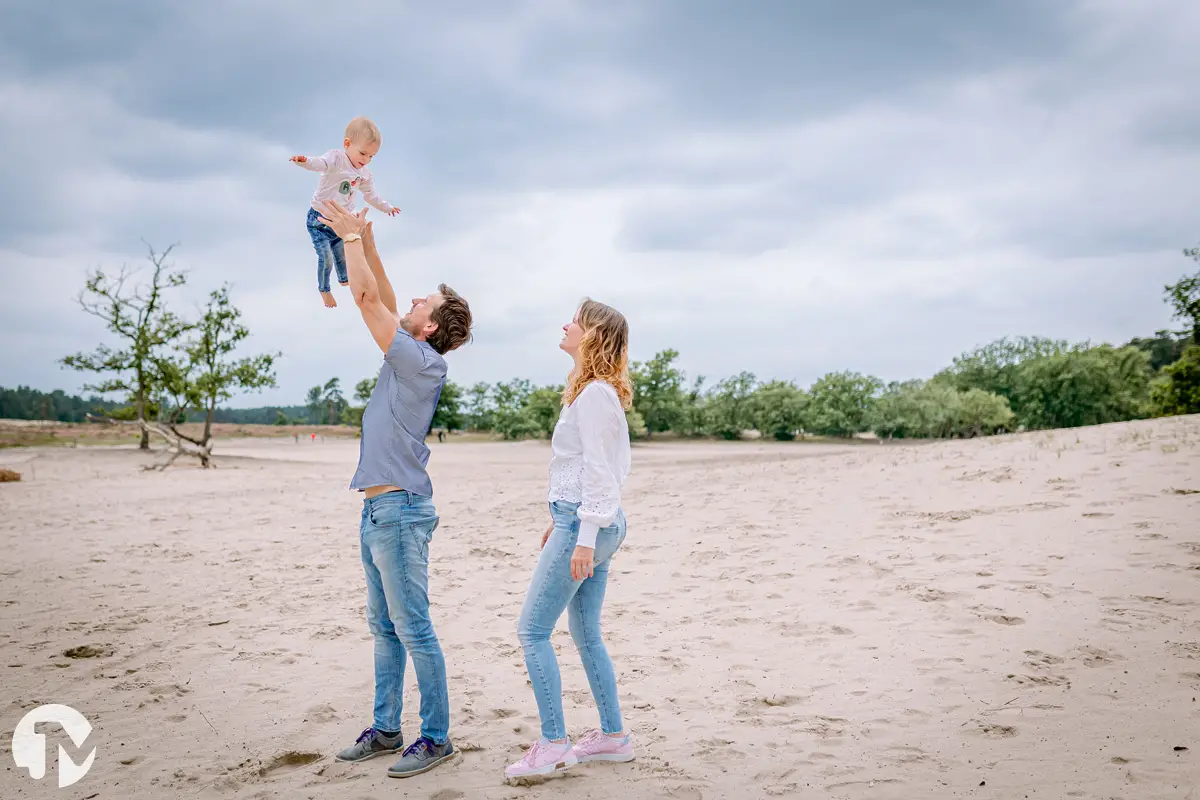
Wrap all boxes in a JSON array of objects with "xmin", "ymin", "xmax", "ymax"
[{"xmin": 562, "ymin": 298, "xmax": 633, "ymax": 410}]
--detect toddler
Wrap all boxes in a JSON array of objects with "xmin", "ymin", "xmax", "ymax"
[{"xmin": 292, "ymin": 117, "xmax": 399, "ymax": 307}]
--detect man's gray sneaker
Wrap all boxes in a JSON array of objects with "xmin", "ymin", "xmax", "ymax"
[
  {"xmin": 387, "ymin": 736, "xmax": 456, "ymax": 778},
  {"xmin": 336, "ymin": 727, "xmax": 403, "ymax": 763}
]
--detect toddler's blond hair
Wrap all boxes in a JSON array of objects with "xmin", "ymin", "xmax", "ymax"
[{"xmin": 345, "ymin": 116, "xmax": 381, "ymax": 145}]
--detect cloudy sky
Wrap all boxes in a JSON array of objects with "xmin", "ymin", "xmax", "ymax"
[{"xmin": 2, "ymin": 0, "xmax": 1197, "ymax": 407}]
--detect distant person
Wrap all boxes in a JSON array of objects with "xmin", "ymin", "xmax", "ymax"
[
  {"xmin": 506, "ymin": 299, "xmax": 635, "ymax": 781},
  {"xmin": 316, "ymin": 200, "xmax": 473, "ymax": 779},
  {"xmin": 291, "ymin": 117, "xmax": 400, "ymax": 308}
]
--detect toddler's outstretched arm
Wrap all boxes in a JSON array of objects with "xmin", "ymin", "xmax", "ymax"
[
  {"xmin": 360, "ymin": 175, "xmax": 400, "ymax": 216},
  {"xmin": 290, "ymin": 153, "xmax": 331, "ymax": 172}
]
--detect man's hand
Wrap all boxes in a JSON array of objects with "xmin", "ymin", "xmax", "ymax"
[
  {"xmin": 318, "ymin": 200, "xmax": 368, "ymax": 239},
  {"xmin": 290, "ymin": 155, "xmax": 308, "ymax": 164},
  {"xmin": 570, "ymin": 545, "xmax": 595, "ymax": 580},
  {"xmin": 540, "ymin": 522, "xmax": 553, "ymax": 550}
]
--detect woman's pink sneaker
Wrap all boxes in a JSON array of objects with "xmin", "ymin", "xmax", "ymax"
[
  {"xmin": 571, "ymin": 730, "xmax": 635, "ymax": 763},
  {"xmin": 505, "ymin": 738, "xmax": 578, "ymax": 780}
]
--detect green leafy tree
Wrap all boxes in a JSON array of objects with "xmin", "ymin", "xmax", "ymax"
[
  {"xmin": 630, "ymin": 349, "xmax": 687, "ymax": 435},
  {"xmin": 173, "ymin": 286, "xmax": 278, "ymax": 449},
  {"xmin": 323, "ymin": 378, "xmax": 345, "ymax": 425},
  {"xmin": 493, "ymin": 379, "xmax": 538, "ymax": 440},
  {"xmin": 871, "ymin": 381, "xmax": 1013, "ymax": 439},
  {"xmin": 1151, "ymin": 344, "xmax": 1200, "ymax": 416},
  {"xmin": 934, "ymin": 336, "xmax": 1073, "ymax": 406},
  {"xmin": 625, "ymin": 408, "xmax": 648, "ymax": 440},
  {"xmin": 144, "ymin": 285, "xmax": 278, "ymax": 468},
  {"xmin": 807, "ymin": 371, "xmax": 882, "ymax": 437},
  {"xmin": 60, "ymin": 243, "xmax": 189, "ymax": 449},
  {"xmin": 1012, "ymin": 345, "xmax": 1152, "ymax": 430},
  {"xmin": 305, "ymin": 385, "xmax": 324, "ymax": 424},
  {"xmin": 1166, "ymin": 254, "xmax": 1200, "ymax": 344},
  {"xmin": 1126, "ymin": 330, "xmax": 1189, "ymax": 371},
  {"xmin": 354, "ymin": 377, "xmax": 377, "ymax": 404},
  {"xmin": 674, "ymin": 375, "xmax": 709, "ymax": 437},
  {"xmin": 525, "ymin": 386, "xmax": 564, "ymax": 438},
  {"xmin": 430, "ymin": 380, "xmax": 465, "ymax": 432},
  {"xmin": 870, "ymin": 380, "xmax": 934, "ymax": 439},
  {"xmin": 305, "ymin": 378, "xmax": 346, "ymax": 425},
  {"xmin": 339, "ymin": 376, "xmax": 378, "ymax": 430},
  {"xmin": 464, "ymin": 382, "xmax": 495, "ymax": 431},
  {"xmin": 957, "ymin": 388, "xmax": 1016, "ymax": 437},
  {"xmin": 751, "ymin": 380, "xmax": 808, "ymax": 441},
  {"xmin": 704, "ymin": 371, "xmax": 757, "ymax": 439}
]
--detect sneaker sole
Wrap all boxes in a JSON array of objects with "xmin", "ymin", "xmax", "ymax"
[
  {"xmin": 387, "ymin": 750, "xmax": 459, "ymax": 778},
  {"xmin": 578, "ymin": 752, "xmax": 635, "ymax": 763},
  {"xmin": 335, "ymin": 747, "xmax": 402, "ymax": 764},
  {"xmin": 505, "ymin": 754, "xmax": 578, "ymax": 781}
]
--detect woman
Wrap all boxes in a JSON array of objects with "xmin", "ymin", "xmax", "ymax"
[{"xmin": 505, "ymin": 299, "xmax": 635, "ymax": 781}]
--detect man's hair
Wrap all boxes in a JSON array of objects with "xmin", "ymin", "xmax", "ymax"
[
  {"xmin": 428, "ymin": 284, "xmax": 473, "ymax": 355},
  {"xmin": 345, "ymin": 116, "xmax": 381, "ymax": 145}
]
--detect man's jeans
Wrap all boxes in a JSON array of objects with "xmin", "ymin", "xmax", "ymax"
[
  {"xmin": 517, "ymin": 500, "xmax": 627, "ymax": 740},
  {"xmin": 307, "ymin": 206, "xmax": 348, "ymax": 293},
  {"xmin": 360, "ymin": 490, "xmax": 450, "ymax": 744}
]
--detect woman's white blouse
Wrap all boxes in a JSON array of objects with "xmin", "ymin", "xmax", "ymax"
[{"xmin": 547, "ymin": 381, "xmax": 631, "ymax": 548}]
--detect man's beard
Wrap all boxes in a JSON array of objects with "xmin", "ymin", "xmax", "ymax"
[{"xmin": 399, "ymin": 315, "xmax": 421, "ymax": 337}]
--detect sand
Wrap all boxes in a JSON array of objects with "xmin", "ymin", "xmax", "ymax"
[{"xmin": 1, "ymin": 416, "xmax": 1198, "ymax": 799}]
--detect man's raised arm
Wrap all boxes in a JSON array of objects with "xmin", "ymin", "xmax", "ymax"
[
  {"xmin": 317, "ymin": 201, "xmax": 398, "ymax": 354},
  {"xmin": 361, "ymin": 222, "xmax": 398, "ymax": 316}
]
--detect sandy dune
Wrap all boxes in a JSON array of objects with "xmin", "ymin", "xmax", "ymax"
[{"xmin": 1, "ymin": 416, "xmax": 1198, "ymax": 799}]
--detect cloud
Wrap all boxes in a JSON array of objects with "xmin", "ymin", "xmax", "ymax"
[{"xmin": 1, "ymin": 0, "xmax": 1196, "ymax": 408}]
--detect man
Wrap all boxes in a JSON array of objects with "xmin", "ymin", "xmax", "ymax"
[{"xmin": 318, "ymin": 200, "xmax": 472, "ymax": 779}]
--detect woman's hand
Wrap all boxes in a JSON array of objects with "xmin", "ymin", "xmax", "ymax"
[
  {"xmin": 317, "ymin": 200, "xmax": 368, "ymax": 239},
  {"xmin": 540, "ymin": 522, "xmax": 553, "ymax": 550},
  {"xmin": 570, "ymin": 545, "xmax": 595, "ymax": 580}
]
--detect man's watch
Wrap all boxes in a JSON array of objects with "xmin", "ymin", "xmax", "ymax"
[{"xmin": 342, "ymin": 232, "xmax": 363, "ymax": 244}]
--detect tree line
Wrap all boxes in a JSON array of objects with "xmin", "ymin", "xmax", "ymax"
[
  {"xmin": 404, "ymin": 255, "xmax": 1200, "ymax": 442},
  {"xmin": 20, "ymin": 247, "xmax": 1200, "ymax": 454},
  {"xmin": 0, "ymin": 386, "xmax": 125, "ymax": 422}
]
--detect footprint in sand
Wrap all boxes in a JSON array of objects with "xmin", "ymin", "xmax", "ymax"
[
  {"xmin": 1006, "ymin": 673, "xmax": 1071, "ymax": 688},
  {"xmin": 304, "ymin": 703, "xmax": 339, "ymax": 723},
  {"xmin": 1167, "ymin": 642, "xmax": 1200, "ymax": 659},
  {"xmin": 255, "ymin": 751, "xmax": 321, "ymax": 778},
  {"xmin": 63, "ymin": 644, "xmax": 112, "ymax": 659},
  {"xmin": 1075, "ymin": 647, "xmax": 1121, "ymax": 667},
  {"xmin": 969, "ymin": 722, "xmax": 1018, "ymax": 738},
  {"xmin": 985, "ymin": 614, "xmax": 1025, "ymax": 626},
  {"xmin": 1023, "ymin": 650, "xmax": 1065, "ymax": 668}
]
